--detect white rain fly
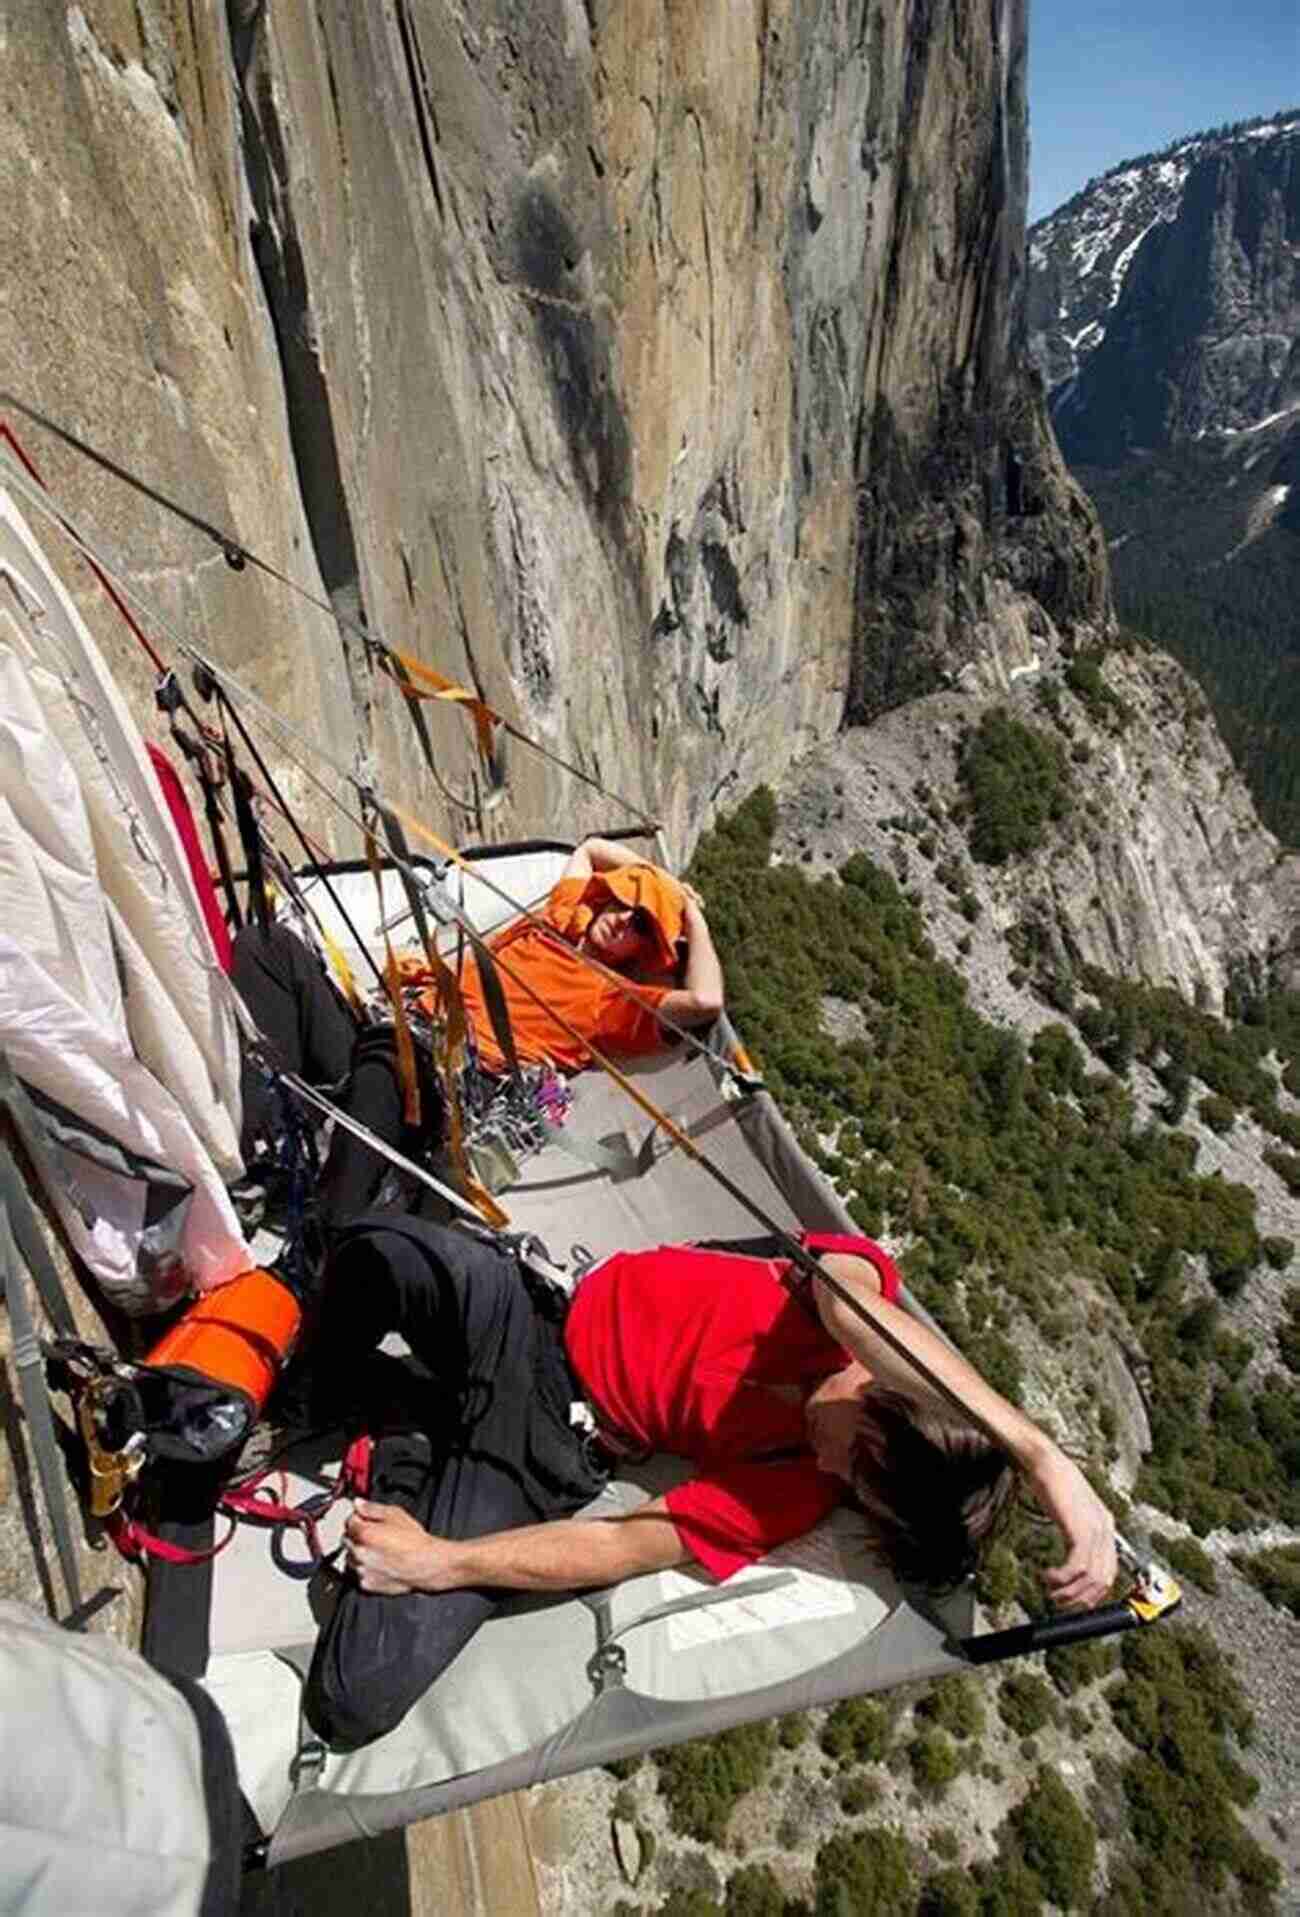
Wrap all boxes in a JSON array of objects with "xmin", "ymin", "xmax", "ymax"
[{"xmin": 0, "ymin": 489, "xmax": 248, "ymax": 1309}]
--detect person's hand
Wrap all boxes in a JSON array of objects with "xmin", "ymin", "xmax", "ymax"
[
  {"xmin": 1030, "ymin": 1453, "xmax": 1118, "ymax": 1611},
  {"xmin": 680, "ymin": 882, "xmax": 706, "ymax": 911},
  {"xmin": 344, "ymin": 1500, "xmax": 448, "ymax": 1595}
]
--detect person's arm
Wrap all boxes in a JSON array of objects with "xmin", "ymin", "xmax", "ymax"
[
  {"xmin": 812, "ymin": 1255, "xmax": 1117, "ymax": 1611},
  {"xmin": 562, "ymin": 837, "xmax": 651, "ymax": 881},
  {"xmin": 656, "ymin": 896, "xmax": 725, "ymax": 1026},
  {"xmin": 343, "ymin": 1494, "xmax": 693, "ymax": 1597}
]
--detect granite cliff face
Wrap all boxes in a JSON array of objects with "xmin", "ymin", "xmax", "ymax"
[
  {"xmin": 777, "ymin": 639, "xmax": 1300, "ymax": 1017},
  {"xmin": 0, "ymin": 0, "xmax": 1103, "ymax": 861}
]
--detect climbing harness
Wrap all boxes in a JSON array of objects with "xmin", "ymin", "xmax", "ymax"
[{"xmin": 106, "ymin": 1434, "xmax": 374, "ymax": 1577}]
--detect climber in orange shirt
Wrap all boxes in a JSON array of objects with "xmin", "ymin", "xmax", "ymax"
[
  {"xmin": 233, "ymin": 839, "xmax": 724, "ymax": 1230},
  {"xmin": 406, "ymin": 836, "xmax": 725, "ymax": 1073}
]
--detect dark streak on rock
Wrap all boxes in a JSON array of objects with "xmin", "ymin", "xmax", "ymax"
[
  {"xmin": 666, "ymin": 523, "xmax": 691, "ymax": 627},
  {"xmin": 234, "ymin": 44, "xmax": 359, "ymax": 601},
  {"xmin": 186, "ymin": 0, "xmax": 207, "ymax": 123},
  {"xmin": 693, "ymin": 681, "xmax": 725, "ymax": 737},
  {"xmin": 226, "ymin": 0, "xmax": 265, "ymax": 81},
  {"xmin": 514, "ymin": 184, "xmax": 582, "ymax": 298},
  {"xmin": 650, "ymin": 599, "xmax": 680, "ymax": 641},
  {"xmin": 512, "ymin": 182, "xmax": 632, "ymax": 541},
  {"xmin": 394, "ymin": 0, "xmax": 446, "ymax": 224},
  {"xmin": 701, "ymin": 539, "xmax": 748, "ymax": 628},
  {"xmin": 322, "ymin": 37, "xmax": 346, "ymax": 175}
]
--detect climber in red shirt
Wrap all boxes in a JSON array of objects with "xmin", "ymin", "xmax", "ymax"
[{"xmin": 302, "ymin": 1219, "xmax": 1117, "ymax": 1749}]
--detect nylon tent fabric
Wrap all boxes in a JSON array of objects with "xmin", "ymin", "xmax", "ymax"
[
  {"xmin": 0, "ymin": 489, "xmax": 243, "ymax": 1173},
  {"xmin": 0, "ymin": 528, "xmax": 249, "ymax": 1307}
]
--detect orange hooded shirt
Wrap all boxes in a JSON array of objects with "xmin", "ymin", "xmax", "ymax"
[{"xmin": 414, "ymin": 864, "xmax": 687, "ymax": 1073}]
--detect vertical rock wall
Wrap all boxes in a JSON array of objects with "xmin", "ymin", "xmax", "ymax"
[{"xmin": 0, "ymin": 0, "xmax": 1106, "ymax": 862}]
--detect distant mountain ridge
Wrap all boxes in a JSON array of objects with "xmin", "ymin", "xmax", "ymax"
[
  {"xmin": 1027, "ymin": 109, "xmax": 1300, "ymax": 432},
  {"xmin": 1025, "ymin": 109, "xmax": 1300, "ymax": 847}
]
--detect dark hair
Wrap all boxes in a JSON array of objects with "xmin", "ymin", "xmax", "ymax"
[{"xmin": 849, "ymin": 1388, "xmax": 1015, "ymax": 1589}]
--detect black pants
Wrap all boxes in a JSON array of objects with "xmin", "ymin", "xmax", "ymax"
[
  {"xmin": 303, "ymin": 1217, "xmax": 604, "ymax": 1748},
  {"xmin": 231, "ymin": 924, "xmax": 442, "ymax": 1231}
]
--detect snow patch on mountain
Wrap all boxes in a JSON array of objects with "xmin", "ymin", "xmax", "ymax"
[{"xmin": 1026, "ymin": 112, "xmax": 1298, "ymax": 395}]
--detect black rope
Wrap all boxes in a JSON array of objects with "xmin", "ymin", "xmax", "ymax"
[
  {"xmin": 228, "ymin": 756, "xmax": 272, "ymax": 937},
  {"xmin": 267, "ymin": 1069, "xmax": 321, "ymax": 1300},
  {"xmin": 155, "ymin": 667, "xmax": 247, "ymax": 933},
  {"xmin": 379, "ymin": 800, "xmax": 523, "ymax": 1086},
  {"xmin": 208, "ymin": 683, "xmax": 387, "ymax": 994},
  {"xmin": 1, "ymin": 390, "xmax": 281, "ymax": 591},
  {"xmin": 165, "ymin": 714, "xmax": 244, "ymax": 933}
]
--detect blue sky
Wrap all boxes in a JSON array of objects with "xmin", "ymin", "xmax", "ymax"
[{"xmin": 1028, "ymin": 0, "xmax": 1300, "ymax": 221}]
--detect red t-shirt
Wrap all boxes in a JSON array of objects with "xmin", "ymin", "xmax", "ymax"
[{"xmin": 563, "ymin": 1234, "xmax": 902, "ymax": 1579}]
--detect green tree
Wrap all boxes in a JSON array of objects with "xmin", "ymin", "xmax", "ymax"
[
  {"xmin": 918, "ymin": 1870, "xmax": 979, "ymax": 1916},
  {"xmin": 958, "ymin": 711, "xmax": 1072, "ymax": 864},
  {"xmin": 976, "ymin": 1855, "xmax": 1043, "ymax": 1916},
  {"xmin": 659, "ymin": 1891, "xmax": 722, "ymax": 1917},
  {"xmin": 654, "ymin": 1723, "xmax": 776, "ymax": 1844},
  {"xmin": 1004, "ymin": 1770, "xmax": 1096, "ymax": 1910},
  {"xmin": 1155, "ymin": 1533, "xmax": 1219, "ymax": 1594},
  {"xmin": 724, "ymin": 1864, "xmax": 798, "ymax": 1917},
  {"xmin": 1233, "ymin": 1544, "xmax": 1300, "ymax": 1618},
  {"xmin": 1278, "ymin": 1289, "xmax": 1300, "ymax": 1371},
  {"xmin": 908, "ymin": 1728, "xmax": 961, "ymax": 1799},
  {"xmin": 819, "ymin": 1697, "xmax": 893, "ymax": 1765},
  {"xmin": 915, "ymin": 1675, "xmax": 987, "ymax": 1741},
  {"xmin": 997, "ymin": 1673, "xmax": 1056, "ymax": 1737},
  {"xmin": 813, "ymin": 1830, "xmax": 913, "ymax": 1917},
  {"xmin": 1043, "ymin": 1638, "xmax": 1117, "ymax": 1697}
]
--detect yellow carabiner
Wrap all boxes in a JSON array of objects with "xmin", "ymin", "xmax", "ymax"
[{"xmin": 77, "ymin": 1376, "xmax": 146, "ymax": 1518}]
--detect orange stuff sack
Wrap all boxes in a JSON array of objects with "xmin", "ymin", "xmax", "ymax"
[{"xmin": 139, "ymin": 1268, "xmax": 302, "ymax": 1461}]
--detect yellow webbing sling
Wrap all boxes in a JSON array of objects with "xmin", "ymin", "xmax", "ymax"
[{"xmin": 377, "ymin": 650, "xmax": 500, "ymax": 769}]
